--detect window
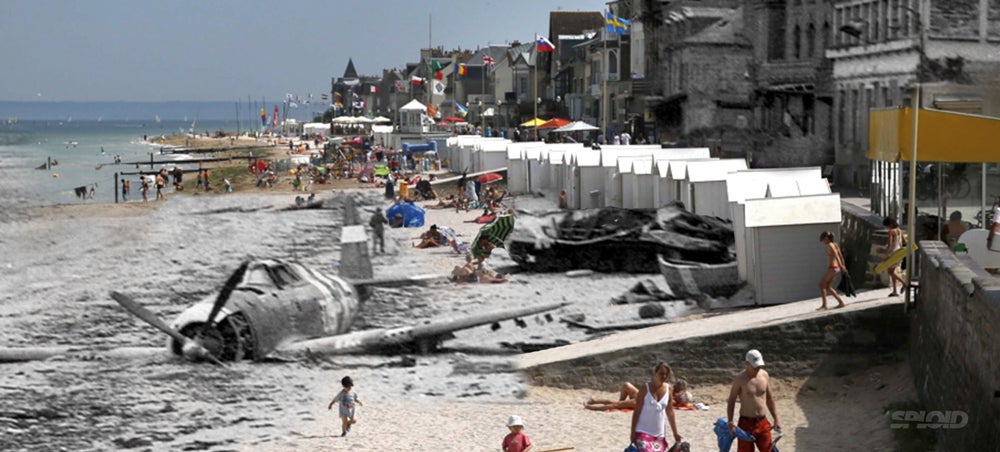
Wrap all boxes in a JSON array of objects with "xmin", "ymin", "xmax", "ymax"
[
  {"xmin": 608, "ymin": 50, "xmax": 619, "ymax": 81},
  {"xmin": 807, "ymin": 23, "xmax": 816, "ymax": 58},
  {"xmin": 246, "ymin": 267, "xmax": 273, "ymax": 287},
  {"xmin": 823, "ymin": 22, "xmax": 831, "ymax": 51},
  {"xmin": 794, "ymin": 25, "xmax": 802, "ymax": 59}
]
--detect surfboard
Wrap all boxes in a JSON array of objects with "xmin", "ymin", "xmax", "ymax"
[
  {"xmin": 875, "ymin": 242, "xmax": 919, "ymax": 274},
  {"xmin": 956, "ymin": 228, "xmax": 1000, "ymax": 269}
]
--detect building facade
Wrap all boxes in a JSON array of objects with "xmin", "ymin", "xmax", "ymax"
[{"xmin": 828, "ymin": 0, "xmax": 1000, "ymax": 192}]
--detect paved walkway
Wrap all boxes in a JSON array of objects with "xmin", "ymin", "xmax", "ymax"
[{"xmin": 516, "ymin": 289, "xmax": 901, "ymax": 370}]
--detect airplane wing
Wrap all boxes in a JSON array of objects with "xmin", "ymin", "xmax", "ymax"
[{"xmin": 278, "ymin": 301, "xmax": 569, "ymax": 356}]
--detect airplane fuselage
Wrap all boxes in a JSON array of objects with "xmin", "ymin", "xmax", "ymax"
[{"xmin": 169, "ymin": 259, "xmax": 357, "ymax": 361}]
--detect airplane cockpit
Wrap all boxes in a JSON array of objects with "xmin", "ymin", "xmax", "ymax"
[{"xmin": 242, "ymin": 262, "xmax": 305, "ymax": 291}]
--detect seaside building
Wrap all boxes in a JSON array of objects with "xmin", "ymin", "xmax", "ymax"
[
  {"xmin": 744, "ymin": 0, "xmax": 836, "ymax": 167},
  {"xmin": 827, "ymin": 0, "xmax": 1000, "ymax": 197}
]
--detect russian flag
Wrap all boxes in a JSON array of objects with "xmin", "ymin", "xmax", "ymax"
[{"xmin": 536, "ymin": 35, "xmax": 555, "ymax": 52}]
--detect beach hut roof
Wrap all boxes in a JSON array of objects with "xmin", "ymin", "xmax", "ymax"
[
  {"xmin": 668, "ymin": 158, "xmax": 715, "ymax": 181},
  {"xmin": 617, "ymin": 156, "xmax": 651, "ymax": 173},
  {"xmin": 575, "ymin": 151, "xmax": 601, "ymax": 167},
  {"xmin": 797, "ymin": 178, "xmax": 832, "ymax": 195},
  {"xmin": 687, "ymin": 159, "xmax": 748, "ymax": 183},
  {"xmin": 631, "ymin": 159, "xmax": 654, "ymax": 175},
  {"xmin": 744, "ymin": 194, "xmax": 842, "ymax": 228},
  {"xmin": 725, "ymin": 167, "xmax": 824, "ymax": 203},
  {"xmin": 548, "ymin": 150, "xmax": 566, "ymax": 164},
  {"xmin": 399, "ymin": 99, "xmax": 427, "ymax": 111}
]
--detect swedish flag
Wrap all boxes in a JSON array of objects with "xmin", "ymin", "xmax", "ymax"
[{"xmin": 605, "ymin": 11, "xmax": 630, "ymax": 35}]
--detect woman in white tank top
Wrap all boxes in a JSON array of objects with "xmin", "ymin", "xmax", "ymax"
[{"xmin": 630, "ymin": 362, "xmax": 683, "ymax": 451}]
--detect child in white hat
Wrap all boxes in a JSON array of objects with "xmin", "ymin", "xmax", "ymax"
[{"xmin": 502, "ymin": 415, "xmax": 533, "ymax": 452}]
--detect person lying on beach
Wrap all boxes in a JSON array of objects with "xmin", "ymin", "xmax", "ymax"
[
  {"xmin": 584, "ymin": 382, "xmax": 639, "ymax": 411},
  {"xmin": 672, "ymin": 379, "xmax": 695, "ymax": 410},
  {"xmin": 474, "ymin": 256, "xmax": 508, "ymax": 283},
  {"xmin": 414, "ymin": 224, "xmax": 443, "ymax": 249},
  {"xmin": 424, "ymin": 195, "xmax": 458, "ymax": 210},
  {"xmin": 450, "ymin": 255, "xmax": 478, "ymax": 283}
]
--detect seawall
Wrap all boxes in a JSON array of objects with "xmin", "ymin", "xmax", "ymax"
[{"xmin": 913, "ymin": 241, "xmax": 1000, "ymax": 450}]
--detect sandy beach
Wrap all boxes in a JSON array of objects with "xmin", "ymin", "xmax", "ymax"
[{"xmin": 0, "ymin": 175, "xmax": 915, "ymax": 451}]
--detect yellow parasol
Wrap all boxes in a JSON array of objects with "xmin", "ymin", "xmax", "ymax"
[{"xmin": 519, "ymin": 117, "xmax": 547, "ymax": 127}]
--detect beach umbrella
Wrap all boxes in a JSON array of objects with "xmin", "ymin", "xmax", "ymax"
[
  {"xmin": 538, "ymin": 118, "xmax": 571, "ymax": 129},
  {"xmin": 442, "ymin": 117, "xmax": 465, "ymax": 123},
  {"xmin": 385, "ymin": 202, "xmax": 425, "ymax": 228},
  {"xmin": 471, "ymin": 215, "xmax": 515, "ymax": 259},
  {"xmin": 553, "ymin": 121, "xmax": 599, "ymax": 133},
  {"xmin": 477, "ymin": 172, "xmax": 503, "ymax": 184},
  {"xmin": 519, "ymin": 118, "xmax": 547, "ymax": 127},
  {"xmin": 372, "ymin": 116, "xmax": 392, "ymax": 123}
]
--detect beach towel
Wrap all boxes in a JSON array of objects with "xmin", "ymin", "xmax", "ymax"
[
  {"xmin": 712, "ymin": 418, "xmax": 755, "ymax": 452},
  {"xmin": 836, "ymin": 271, "xmax": 857, "ymax": 297}
]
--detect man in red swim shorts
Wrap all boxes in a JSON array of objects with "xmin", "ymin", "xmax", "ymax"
[{"xmin": 727, "ymin": 349, "xmax": 781, "ymax": 452}]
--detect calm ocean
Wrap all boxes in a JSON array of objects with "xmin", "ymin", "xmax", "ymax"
[
  {"xmin": 0, "ymin": 101, "xmax": 324, "ymax": 207},
  {"xmin": 0, "ymin": 119, "xmax": 243, "ymax": 206}
]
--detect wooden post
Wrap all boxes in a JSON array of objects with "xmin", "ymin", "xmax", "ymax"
[{"xmin": 114, "ymin": 172, "xmax": 119, "ymax": 203}]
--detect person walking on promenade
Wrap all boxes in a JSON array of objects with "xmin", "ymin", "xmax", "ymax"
[
  {"xmin": 883, "ymin": 217, "xmax": 908, "ymax": 296},
  {"xmin": 727, "ymin": 350, "xmax": 781, "ymax": 452},
  {"xmin": 369, "ymin": 208, "xmax": 387, "ymax": 254},
  {"xmin": 630, "ymin": 362, "xmax": 683, "ymax": 451},
  {"xmin": 818, "ymin": 231, "xmax": 847, "ymax": 310}
]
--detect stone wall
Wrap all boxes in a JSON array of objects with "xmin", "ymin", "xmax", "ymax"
[
  {"xmin": 522, "ymin": 303, "xmax": 907, "ymax": 390},
  {"xmin": 912, "ymin": 241, "xmax": 1000, "ymax": 450},
  {"xmin": 841, "ymin": 201, "xmax": 889, "ymax": 288}
]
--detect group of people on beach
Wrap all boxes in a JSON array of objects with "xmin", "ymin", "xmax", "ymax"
[{"xmin": 324, "ymin": 349, "xmax": 780, "ymax": 452}]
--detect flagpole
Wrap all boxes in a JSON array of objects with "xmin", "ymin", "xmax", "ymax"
[
  {"xmin": 533, "ymin": 34, "xmax": 539, "ymax": 141},
  {"xmin": 602, "ymin": 25, "xmax": 608, "ymax": 144}
]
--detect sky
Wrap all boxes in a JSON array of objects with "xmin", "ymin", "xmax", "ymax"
[{"xmin": 0, "ymin": 0, "xmax": 606, "ymax": 103}]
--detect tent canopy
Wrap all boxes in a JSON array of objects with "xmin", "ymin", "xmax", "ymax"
[
  {"xmin": 868, "ymin": 107, "xmax": 1000, "ymax": 162},
  {"xmin": 554, "ymin": 121, "xmax": 599, "ymax": 132},
  {"xmin": 538, "ymin": 118, "xmax": 571, "ymax": 129}
]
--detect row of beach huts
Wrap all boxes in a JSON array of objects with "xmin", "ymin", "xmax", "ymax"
[{"xmin": 446, "ymin": 136, "xmax": 844, "ymax": 305}]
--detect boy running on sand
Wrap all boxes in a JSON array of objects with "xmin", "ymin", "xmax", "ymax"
[{"xmin": 327, "ymin": 376, "xmax": 363, "ymax": 437}]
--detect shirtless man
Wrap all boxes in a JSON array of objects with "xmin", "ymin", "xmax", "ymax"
[{"xmin": 727, "ymin": 349, "xmax": 780, "ymax": 452}]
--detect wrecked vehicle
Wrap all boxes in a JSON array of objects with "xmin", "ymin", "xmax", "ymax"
[{"xmin": 507, "ymin": 204, "xmax": 734, "ymax": 273}]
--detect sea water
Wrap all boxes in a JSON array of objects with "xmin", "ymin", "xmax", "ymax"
[{"xmin": 0, "ymin": 119, "xmax": 240, "ymax": 206}]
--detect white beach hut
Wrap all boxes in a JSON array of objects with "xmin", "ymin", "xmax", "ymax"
[
  {"xmin": 684, "ymin": 159, "xmax": 748, "ymax": 219},
  {"xmin": 399, "ymin": 99, "xmax": 428, "ymax": 133},
  {"xmin": 600, "ymin": 149, "xmax": 660, "ymax": 207},
  {"xmin": 526, "ymin": 147, "xmax": 548, "ymax": 193},
  {"xmin": 742, "ymin": 194, "xmax": 843, "ymax": 305},
  {"xmin": 476, "ymin": 139, "xmax": 511, "ymax": 173},
  {"xmin": 545, "ymin": 150, "xmax": 567, "ymax": 199},
  {"xmin": 666, "ymin": 159, "xmax": 717, "ymax": 210},
  {"xmin": 574, "ymin": 151, "xmax": 603, "ymax": 209},
  {"xmin": 621, "ymin": 158, "xmax": 655, "ymax": 208},
  {"xmin": 505, "ymin": 142, "xmax": 544, "ymax": 195},
  {"xmin": 651, "ymin": 148, "xmax": 712, "ymax": 207},
  {"xmin": 726, "ymin": 167, "xmax": 827, "ymax": 282}
]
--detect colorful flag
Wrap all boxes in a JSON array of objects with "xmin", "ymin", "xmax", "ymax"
[
  {"xmin": 434, "ymin": 71, "xmax": 444, "ymax": 81},
  {"xmin": 394, "ymin": 80, "xmax": 406, "ymax": 92},
  {"xmin": 427, "ymin": 104, "xmax": 438, "ymax": 119},
  {"xmin": 431, "ymin": 60, "xmax": 443, "ymax": 71},
  {"xmin": 352, "ymin": 91, "xmax": 359, "ymax": 99},
  {"xmin": 273, "ymin": 106, "xmax": 279, "ymax": 127},
  {"xmin": 455, "ymin": 102, "xmax": 468, "ymax": 118},
  {"xmin": 458, "ymin": 64, "xmax": 468, "ymax": 76},
  {"xmin": 482, "ymin": 55, "xmax": 496, "ymax": 67},
  {"xmin": 370, "ymin": 85, "xmax": 379, "ymax": 93},
  {"xmin": 411, "ymin": 76, "xmax": 424, "ymax": 85},
  {"xmin": 335, "ymin": 92, "xmax": 343, "ymax": 99},
  {"xmin": 321, "ymin": 93, "xmax": 328, "ymax": 100},
  {"xmin": 536, "ymin": 36, "xmax": 555, "ymax": 52},
  {"xmin": 260, "ymin": 107, "xmax": 266, "ymax": 126},
  {"xmin": 605, "ymin": 11, "xmax": 630, "ymax": 35}
]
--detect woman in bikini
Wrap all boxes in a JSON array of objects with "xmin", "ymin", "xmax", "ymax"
[
  {"xmin": 883, "ymin": 216, "xmax": 908, "ymax": 297},
  {"xmin": 818, "ymin": 231, "xmax": 847, "ymax": 310}
]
